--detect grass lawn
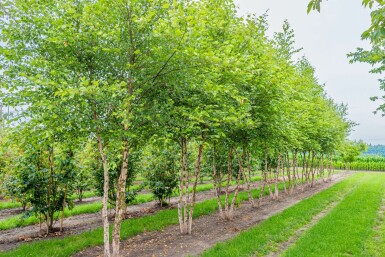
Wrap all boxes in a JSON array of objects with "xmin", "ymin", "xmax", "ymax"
[
  {"xmin": 0, "ymin": 201, "xmax": 22, "ymax": 211},
  {"xmin": 0, "ymin": 176, "xmax": 288, "ymax": 257},
  {"xmin": 201, "ymin": 172, "xmax": 365, "ymax": 257},
  {"xmin": 283, "ymin": 172, "xmax": 385, "ymax": 257}
]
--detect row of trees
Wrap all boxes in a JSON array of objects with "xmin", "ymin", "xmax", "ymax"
[
  {"xmin": 363, "ymin": 145, "xmax": 385, "ymax": 157},
  {"xmin": 0, "ymin": 1, "xmax": 353, "ymax": 256}
]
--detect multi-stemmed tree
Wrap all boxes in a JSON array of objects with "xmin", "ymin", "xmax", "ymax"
[{"xmin": 0, "ymin": 1, "xmax": 354, "ymax": 256}]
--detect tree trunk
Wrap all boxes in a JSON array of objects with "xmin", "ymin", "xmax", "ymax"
[
  {"xmin": 177, "ymin": 136, "xmax": 186, "ymax": 233},
  {"xmin": 274, "ymin": 154, "xmax": 281, "ymax": 199},
  {"xmin": 259, "ymin": 148, "xmax": 269, "ymax": 206},
  {"xmin": 224, "ymin": 148, "xmax": 233, "ymax": 217},
  {"xmin": 112, "ymin": 141, "xmax": 129, "ymax": 257},
  {"xmin": 247, "ymin": 152, "xmax": 256, "ymax": 207},
  {"xmin": 228, "ymin": 162, "xmax": 241, "ymax": 220},
  {"xmin": 94, "ymin": 109, "xmax": 110, "ymax": 257},
  {"xmin": 212, "ymin": 144, "xmax": 224, "ymax": 218},
  {"xmin": 291, "ymin": 150, "xmax": 297, "ymax": 194},
  {"xmin": 60, "ymin": 185, "xmax": 67, "ymax": 232},
  {"xmin": 282, "ymin": 154, "xmax": 287, "ymax": 194},
  {"xmin": 320, "ymin": 154, "xmax": 326, "ymax": 182},
  {"xmin": 47, "ymin": 145, "xmax": 54, "ymax": 233},
  {"xmin": 187, "ymin": 132, "xmax": 206, "ymax": 234},
  {"xmin": 178, "ymin": 136, "xmax": 189, "ymax": 234},
  {"xmin": 310, "ymin": 151, "xmax": 315, "ymax": 187},
  {"xmin": 301, "ymin": 151, "xmax": 306, "ymax": 191},
  {"xmin": 328, "ymin": 155, "xmax": 334, "ymax": 181},
  {"xmin": 235, "ymin": 147, "xmax": 255, "ymax": 207},
  {"xmin": 78, "ymin": 189, "xmax": 83, "ymax": 202}
]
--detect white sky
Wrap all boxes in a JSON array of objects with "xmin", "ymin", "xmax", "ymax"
[{"xmin": 233, "ymin": 0, "xmax": 385, "ymax": 145}]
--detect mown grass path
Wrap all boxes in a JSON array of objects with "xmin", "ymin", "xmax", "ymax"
[
  {"xmin": 363, "ymin": 191, "xmax": 385, "ymax": 257},
  {"xmin": 200, "ymin": 172, "xmax": 363, "ymax": 257},
  {"xmin": 282, "ymin": 172, "xmax": 385, "ymax": 257}
]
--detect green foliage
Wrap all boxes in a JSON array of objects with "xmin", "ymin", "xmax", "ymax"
[
  {"xmin": 339, "ymin": 140, "xmax": 368, "ymax": 165},
  {"xmin": 140, "ymin": 140, "xmax": 179, "ymax": 205},
  {"xmin": 307, "ymin": 0, "xmax": 323, "ymax": 13},
  {"xmin": 94, "ymin": 152, "xmax": 140, "ymax": 207},
  {"xmin": 143, "ymin": 145, "xmax": 178, "ymax": 205},
  {"xmin": 335, "ymin": 155, "xmax": 385, "ymax": 171},
  {"xmin": 363, "ymin": 144, "xmax": 385, "ymax": 157},
  {"xmin": 2, "ymin": 140, "xmax": 77, "ymax": 231},
  {"xmin": 0, "ymin": 0, "xmax": 355, "ymax": 246},
  {"xmin": 72, "ymin": 141, "xmax": 98, "ymax": 202}
]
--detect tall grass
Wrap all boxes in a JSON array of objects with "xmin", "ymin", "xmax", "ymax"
[{"xmin": 335, "ymin": 155, "xmax": 385, "ymax": 171}]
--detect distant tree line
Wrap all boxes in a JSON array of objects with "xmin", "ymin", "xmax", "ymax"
[{"xmin": 363, "ymin": 145, "xmax": 385, "ymax": 157}]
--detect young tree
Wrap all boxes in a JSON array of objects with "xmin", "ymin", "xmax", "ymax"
[{"xmin": 142, "ymin": 143, "xmax": 178, "ymax": 206}]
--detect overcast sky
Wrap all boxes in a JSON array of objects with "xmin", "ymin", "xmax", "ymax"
[{"xmin": 233, "ymin": 0, "xmax": 385, "ymax": 145}]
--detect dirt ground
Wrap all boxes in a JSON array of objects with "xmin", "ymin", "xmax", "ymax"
[
  {"xmin": 0, "ymin": 180, "xmax": 263, "ymax": 252},
  {"xmin": 74, "ymin": 171, "xmax": 353, "ymax": 257}
]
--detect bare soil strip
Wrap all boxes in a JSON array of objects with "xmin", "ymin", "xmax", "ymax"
[
  {"xmin": 73, "ymin": 172, "xmax": 352, "ymax": 257},
  {"xmin": 0, "ymin": 181, "xmax": 263, "ymax": 252}
]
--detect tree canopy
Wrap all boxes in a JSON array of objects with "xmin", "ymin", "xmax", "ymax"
[{"xmin": 1, "ymin": 1, "xmax": 354, "ymax": 256}]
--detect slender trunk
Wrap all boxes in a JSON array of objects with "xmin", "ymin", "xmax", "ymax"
[
  {"xmin": 184, "ymin": 144, "xmax": 190, "ymax": 233},
  {"xmin": 187, "ymin": 132, "xmax": 206, "ymax": 234},
  {"xmin": 301, "ymin": 151, "xmax": 306, "ymax": 191},
  {"xmin": 94, "ymin": 109, "xmax": 110, "ymax": 257},
  {"xmin": 228, "ymin": 160, "xmax": 241, "ymax": 220},
  {"xmin": 218, "ymin": 168, "xmax": 223, "ymax": 194},
  {"xmin": 328, "ymin": 155, "xmax": 334, "ymax": 181},
  {"xmin": 282, "ymin": 154, "xmax": 287, "ymax": 194},
  {"xmin": 274, "ymin": 154, "xmax": 281, "ymax": 199},
  {"xmin": 235, "ymin": 147, "xmax": 255, "ymax": 207},
  {"xmin": 294, "ymin": 151, "xmax": 300, "ymax": 182},
  {"xmin": 224, "ymin": 148, "xmax": 233, "ymax": 217},
  {"xmin": 212, "ymin": 144, "xmax": 224, "ymax": 218},
  {"xmin": 305, "ymin": 152, "xmax": 308, "ymax": 185},
  {"xmin": 310, "ymin": 151, "xmax": 315, "ymax": 187},
  {"xmin": 320, "ymin": 154, "xmax": 326, "ymax": 182},
  {"xmin": 60, "ymin": 185, "xmax": 67, "ymax": 232},
  {"xmin": 47, "ymin": 146, "xmax": 54, "ymax": 233},
  {"xmin": 247, "ymin": 152, "xmax": 256, "ymax": 206},
  {"xmin": 259, "ymin": 148, "xmax": 268, "ymax": 206},
  {"xmin": 267, "ymin": 166, "xmax": 273, "ymax": 199},
  {"xmin": 178, "ymin": 136, "xmax": 188, "ymax": 233},
  {"xmin": 79, "ymin": 189, "xmax": 83, "ymax": 202},
  {"xmin": 285, "ymin": 153, "xmax": 290, "ymax": 194},
  {"xmin": 291, "ymin": 150, "xmax": 297, "ymax": 194},
  {"xmin": 112, "ymin": 142, "xmax": 129, "ymax": 256}
]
